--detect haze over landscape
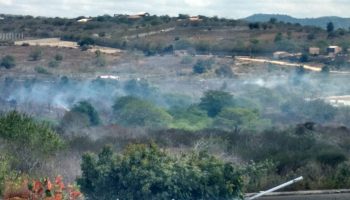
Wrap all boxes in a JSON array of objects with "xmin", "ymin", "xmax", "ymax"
[{"xmin": 1, "ymin": 1, "xmax": 350, "ymax": 200}]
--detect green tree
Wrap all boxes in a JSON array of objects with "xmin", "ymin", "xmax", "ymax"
[
  {"xmin": 113, "ymin": 96, "xmax": 172, "ymax": 128},
  {"xmin": 274, "ymin": 32, "xmax": 283, "ymax": 42},
  {"xmin": 169, "ymin": 105, "xmax": 212, "ymax": 131},
  {"xmin": 71, "ymin": 101, "xmax": 100, "ymax": 126},
  {"xmin": 54, "ymin": 53, "xmax": 63, "ymax": 61},
  {"xmin": 327, "ymin": 22, "xmax": 334, "ymax": 33},
  {"xmin": 0, "ymin": 55, "xmax": 16, "ymax": 69},
  {"xmin": 0, "ymin": 111, "xmax": 64, "ymax": 172},
  {"xmin": 199, "ymin": 90, "xmax": 234, "ymax": 117},
  {"xmin": 193, "ymin": 59, "xmax": 214, "ymax": 74},
  {"xmin": 78, "ymin": 144, "xmax": 243, "ymax": 200},
  {"xmin": 299, "ymin": 54, "xmax": 309, "ymax": 63},
  {"xmin": 213, "ymin": 107, "xmax": 260, "ymax": 132}
]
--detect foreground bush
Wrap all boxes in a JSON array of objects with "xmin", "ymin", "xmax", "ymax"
[
  {"xmin": 78, "ymin": 144, "xmax": 243, "ymax": 200},
  {"xmin": 0, "ymin": 55, "xmax": 16, "ymax": 69},
  {"xmin": 0, "ymin": 111, "xmax": 64, "ymax": 172},
  {"xmin": 3, "ymin": 175, "xmax": 82, "ymax": 200}
]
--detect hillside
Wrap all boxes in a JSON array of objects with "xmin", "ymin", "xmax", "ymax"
[
  {"xmin": 1, "ymin": 13, "xmax": 350, "ymax": 58},
  {"xmin": 245, "ymin": 14, "xmax": 350, "ymax": 29}
]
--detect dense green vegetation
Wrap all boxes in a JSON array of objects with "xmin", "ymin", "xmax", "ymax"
[{"xmin": 78, "ymin": 144, "xmax": 243, "ymax": 200}]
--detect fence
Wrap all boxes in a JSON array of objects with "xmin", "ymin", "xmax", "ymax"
[{"xmin": 0, "ymin": 32, "xmax": 24, "ymax": 41}]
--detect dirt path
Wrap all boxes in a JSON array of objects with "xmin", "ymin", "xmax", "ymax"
[
  {"xmin": 236, "ymin": 56, "xmax": 322, "ymax": 72},
  {"xmin": 15, "ymin": 38, "xmax": 123, "ymax": 55},
  {"xmin": 125, "ymin": 27, "xmax": 176, "ymax": 39}
]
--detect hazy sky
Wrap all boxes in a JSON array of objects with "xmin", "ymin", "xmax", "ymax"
[{"xmin": 0, "ymin": 0, "xmax": 349, "ymax": 18}]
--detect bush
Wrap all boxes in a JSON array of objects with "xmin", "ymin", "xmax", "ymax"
[
  {"xmin": 180, "ymin": 55, "xmax": 193, "ymax": 64},
  {"xmin": 193, "ymin": 59, "xmax": 214, "ymax": 74},
  {"xmin": 213, "ymin": 107, "xmax": 260, "ymax": 132},
  {"xmin": 71, "ymin": 101, "xmax": 100, "ymax": 126},
  {"xmin": 215, "ymin": 65, "xmax": 234, "ymax": 78},
  {"xmin": 78, "ymin": 37, "xmax": 95, "ymax": 47},
  {"xmin": 199, "ymin": 90, "xmax": 234, "ymax": 117},
  {"xmin": 54, "ymin": 53, "xmax": 63, "ymax": 61},
  {"xmin": 29, "ymin": 48, "xmax": 43, "ymax": 61},
  {"xmin": 94, "ymin": 51, "xmax": 107, "ymax": 67},
  {"xmin": 0, "ymin": 55, "xmax": 16, "ymax": 69},
  {"xmin": 35, "ymin": 66, "xmax": 50, "ymax": 74},
  {"xmin": 78, "ymin": 144, "xmax": 243, "ymax": 200},
  {"xmin": 113, "ymin": 96, "xmax": 172, "ymax": 128},
  {"xmin": 0, "ymin": 111, "xmax": 64, "ymax": 172},
  {"xmin": 299, "ymin": 53, "xmax": 309, "ymax": 63},
  {"xmin": 316, "ymin": 151, "xmax": 347, "ymax": 167},
  {"xmin": 48, "ymin": 60, "xmax": 60, "ymax": 68}
]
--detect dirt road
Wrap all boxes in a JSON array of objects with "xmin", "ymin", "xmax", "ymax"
[
  {"xmin": 236, "ymin": 56, "xmax": 322, "ymax": 72},
  {"xmin": 15, "ymin": 38, "xmax": 123, "ymax": 55}
]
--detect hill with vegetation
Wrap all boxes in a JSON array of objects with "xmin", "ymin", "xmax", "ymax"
[
  {"xmin": 0, "ymin": 14, "xmax": 349, "ymax": 55},
  {"xmin": 245, "ymin": 14, "xmax": 350, "ymax": 29}
]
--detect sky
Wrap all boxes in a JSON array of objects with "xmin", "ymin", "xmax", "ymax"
[{"xmin": 0, "ymin": 0, "xmax": 349, "ymax": 19}]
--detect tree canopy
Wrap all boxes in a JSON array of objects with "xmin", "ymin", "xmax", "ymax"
[
  {"xmin": 113, "ymin": 96, "xmax": 172, "ymax": 128},
  {"xmin": 78, "ymin": 144, "xmax": 243, "ymax": 200},
  {"xmin": 199, "ymin": 90, "xmax": 234, "ymax": 117}
]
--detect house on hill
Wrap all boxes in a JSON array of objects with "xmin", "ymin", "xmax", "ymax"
[
  {"xmin": 309, "ymin": 47, "xmax": 320, "ymax": 56},
  {"xmin": 77, "ymin": 18, "xmax": 91, "ymax": 23},
  {"xmin": 327, "ymin": 46, "xmax": 342, "ymax": 56},
  {"xmin": 127, "ymin": 12, "xmax": 150, "ymax": 20},
  {"xmin": 189, "ymin": 16, "xmax": 202, "ymax": 22}
]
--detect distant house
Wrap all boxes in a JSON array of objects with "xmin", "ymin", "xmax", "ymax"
[
  {"xmin": 189, "ymin": 16, "xmax": 202, "ymax": 22},
  {"xmin": 127, "ymin": 12, "xmax": 150, "ymax": 20},
  {"xmin": 77, "ymin": 18, "xmax": 91, "ymax": 23},
  {"xmin": 309, "ymin": 47, "xmax": 320, "ymax": 56},
  {"xmin": 0, "ymin": 17, "xmax": 4, "ymax": 20},
  {"xmin": 273, "ymin": 51, "xmax": 290, "ymax": 59},
  {"xmin": 174, "ymin": 50, "xmax": 188, "ymax": 57},
  {"xmin": 327, "ymin": 46, "xmax": 342, "ymax": 56}
]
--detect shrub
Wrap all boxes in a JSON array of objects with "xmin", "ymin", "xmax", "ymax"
[
  {"xmin": 71, "ymin": 101, "xmax": 100, "ymax": 126},
  {"xmin": 299, "ymin": 53, "xmax": 309, "ymax": 63},
  {"xmin": 29, "ymin": 48, "xmax": 43, "ymax": 61},
  {"xmin": 213, "ymin": 107, "xmax": 260, "ymax": 132},
  {"xmin": 180, "ymin": 55, "xmax": 193, "ymax": 64},
  {"xmin": 316, "ymin": 151, "xmax": 347, "ymax": 167},
  {"xmin": 113, "ymin": 96, "xmax": 172, "ymax": 128},
  {"xmin": 193, "ymin": 59, "xmax": 214, "ymax": 74},
  {"xmin": 54, "ymin": 53, "xmax": 63, "ymax": 61},
  {"xmin": 48, "ymin": 60, "xmax": 60, "ymax": 68},
  {"xmin": 0, "ymin": 111, "xmax": 64, "ymax": 172},
  {"xmin": 35, "ymin": 66, "xmax": 50, "ymax": 74},
  {"xmin": 0, "ymin": 55, "xmax": 16, "ymax": 69},
  {"xmin": 4, "ymin": 176, "xmax": 82, "ymax": 200},
  {"xmin": 94, "ymin": 51, "xmax": 107, "ymax": 67},
  {"xmin": 215, "ymin": 64, "xmax": 234, "ymax": 78},
  {"xmin": 78, "ymin": 144, "xmax": 243, "ymax": 200},
  {"xmin": 78, "ymin": 37, "xmax": 95, "ymax": 47},
  {"xmin": 199, "ymin": 90, "xmax": 234, "ymax": 117}
]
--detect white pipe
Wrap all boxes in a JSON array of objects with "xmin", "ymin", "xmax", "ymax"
[{"xmin": 247, "ymin": 176, "xmax": 303, "ymax": 200}]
